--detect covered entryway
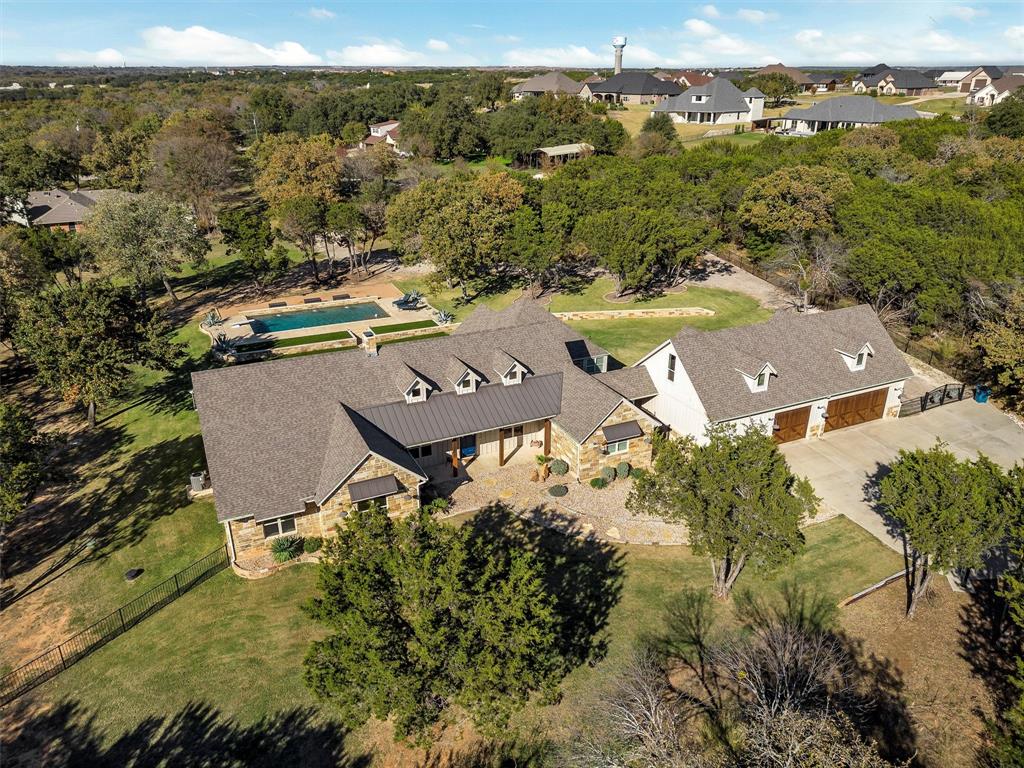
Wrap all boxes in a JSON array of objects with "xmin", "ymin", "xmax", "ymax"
[
  {"xmin": 824, "ymin": 388, "xmax": 886, "ymax": 432},
  {"xmin": 772, "ymin": 405, "xmax": 811, "ymax": 443}
]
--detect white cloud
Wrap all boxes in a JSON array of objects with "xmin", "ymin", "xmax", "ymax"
[
  {"xmin": 493, "ymin": 34, "xmax": 521, "ymax": 44},
  {"xmin": 502, "ymin": 45, "xmax": 606, "ymax": 67},
  {"xmin": 136, "ymin": 25, "xmax": 322, "ymax": 65},
  {"xmin": 700, "ymin": 4, "xmax": 721, "ymax": 18},
  {"xmin": 794, "ymin": 29, "xmax": 823, "ymax": 45},
  {"xmin": 684, "ymin": 18, "xmax": 718, "ymax": 37},
  {"xmin": 942, "ymin": 5, "xmax": 984, "ymax": 21},
  {"xmin": 736, "ymin": 9, "xmax": 777, "ymax": 24},
  {"xmin": 306, "ymin": 7, "xmax": 335, "ymax": 20},
  {"xmin": 1007, "ymin": 25, "xmax": 1024, "ymax": 43},
  {"xmin": 426, "ymin": 38, "xmax": 449, "ymax": 51},
  {"xmin": 626, "ymin": 45, "xmax": 668, "ymax": 66},
  {"xmin": 704, "ymin": 33, "xmax": 758, "ymax": 56},
  {"xmin": 56, "ymin": 47, "xmax": 124, "ymax": 65},
  {"xmin": 328, "ymin": 41, "xmax": 425, "ymax": 66}
]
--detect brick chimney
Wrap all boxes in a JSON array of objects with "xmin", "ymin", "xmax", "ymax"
[{"xmin": 362, "ymin": 329, "xmax": 378, "ymax": 356}]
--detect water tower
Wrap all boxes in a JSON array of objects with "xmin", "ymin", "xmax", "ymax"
[{"xmin": 612, "ymin": 36, "xmax": 627, "ymax": 74}]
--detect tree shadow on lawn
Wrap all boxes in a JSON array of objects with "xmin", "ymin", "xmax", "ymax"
[
  {"xmin": 958, "ymin": 578, "xmax": 1023, "ymax": 715},
  {"xmin": 2, "ymin": 434, "xmax": 205, "ymax": 599},
  {"xmin": 465, "ymin": 504, "xmax": 626, "ymax": 671},
  {"xmin": 416, "ymin": 731, "xmax": 553, "ymax": 768},
  {"xmin": 1, "ymin": 698, "xmax": 370, "ymax": 768}
]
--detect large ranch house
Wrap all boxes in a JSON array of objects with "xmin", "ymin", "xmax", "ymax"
[
  {"xmin": 651, "ymin": 77, "xmax": 765, "ymax": 125},
  {"xmin": 192, "ymin": 302, "xmax": 661, "ymax": 564},
  {"xmin": 635, "ymin": 306, "xmax": 913, "ymax": 444},
  {"xmin": 778, "ymin": 96, "xmax": 923, "ymax": 135}
]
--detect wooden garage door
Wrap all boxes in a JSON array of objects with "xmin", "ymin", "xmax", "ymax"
[
  {"xmin": 772, "ymin": 405, "xmax": 811, "ymax": 443},
  {"xmin": 824, "ymin": 388, "xmax": 887, "ymax": 432}
]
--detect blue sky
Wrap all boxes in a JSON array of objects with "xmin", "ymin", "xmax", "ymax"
[{"xmin": 1, "ymin": 1, "xmax": 1022, "ymax": 68}]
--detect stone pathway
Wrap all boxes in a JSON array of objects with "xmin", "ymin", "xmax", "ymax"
[{"xmin": 447, "ymin": 466, "xmax": 688, "ymax": 545}]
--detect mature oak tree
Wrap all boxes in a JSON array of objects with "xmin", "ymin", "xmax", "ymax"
[
  {"xmin": 628, "ymin": 425, "xmax": 818, "ymax": 598},
  {"xmin": 14, "ymin": 281, "xmax": 179, "ymax": 428}
]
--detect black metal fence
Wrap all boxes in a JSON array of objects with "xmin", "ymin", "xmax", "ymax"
[
  {"xmin": 0, "ymin": 545, "xmax": 228, "ymax": 707},
  {"xmin": 899, "ymin": 382, "xmax": 974, "ymax": 417}
]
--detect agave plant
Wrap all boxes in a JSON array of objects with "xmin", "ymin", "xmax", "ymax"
[
  {"xmin": 212, "ymin": 332, "xmax": 236, "ymax": 356},
  {"xmin": 435, "ymin": 309, "xmax": 454, "ymax": 325}
]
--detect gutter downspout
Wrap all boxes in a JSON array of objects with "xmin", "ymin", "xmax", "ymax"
[{"xmin": 223, "ymin": 521, "xmax": 237, "ymax": 564}]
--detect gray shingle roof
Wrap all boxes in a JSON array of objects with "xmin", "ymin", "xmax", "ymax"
[
  {"xmin": 192, "ymin": 301, "xmax": 643, "ymax": 523},
  {"xmin": 594, "ymin": 367, "xmax": 657, "ymax": 400},
  {"xmin": 587, "ymin": 72, "xmax": 681, "ymax": 96},
  {"xmin": 653, "ymin": 77, "xmax": 761, "ymax": 115},
  {"xmin": 667, "ymin": 306, "xmax": 913, "ymax": 423},
  {"xmin": 511, "ymin": 71, "xmax": 583, "ymax": 95},
  {"xmin": 782, "ymin": 96, "xmax": 920, "ymax": 124},
  {"xmin": 859, "ymin": 68, "xmax": 935, "ymax": 89},
  {"xmin": 25, "ymin": 188, "xmax": 117, "ymax": 226}
]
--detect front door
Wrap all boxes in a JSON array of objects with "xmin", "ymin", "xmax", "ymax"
[{"xmin": 460, "ymin": 434, "xmax": 477, "ymax": 458}]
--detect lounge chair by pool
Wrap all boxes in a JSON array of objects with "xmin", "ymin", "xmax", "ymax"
[
  {"xmin": 268, "ymin": 301, "xmax": 287, "ymax": 308},
  {"xmin": 332, "ymin": 294, "xmax": 350, "ymax": 301},
  {"xmin": 303, "ymin": 297, "xmax": 322, "ymax": 304}
]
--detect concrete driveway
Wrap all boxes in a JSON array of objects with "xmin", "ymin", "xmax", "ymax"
[{"xmin": 781, "ymin": 397, "xmax": 1024, "ymax": 551}]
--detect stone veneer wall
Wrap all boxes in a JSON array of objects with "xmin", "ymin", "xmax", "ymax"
[
  {"xmin": 577, "ymin": 401, "xmax": 657, "ymax": 481},
  {"xmin": 228, "ymin": 454, "xmax": 423, "ymax": 561}
]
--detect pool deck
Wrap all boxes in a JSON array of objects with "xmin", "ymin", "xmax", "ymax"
[{"xmin": 205, "ymin": 283, "xmax": 436, "ymax": 347}]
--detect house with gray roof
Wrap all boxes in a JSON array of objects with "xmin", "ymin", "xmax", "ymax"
[
  {"xmin": 19, "ymin": 188, "xmax": 117, "ymax": 231},
  {"xmin": 635, "ymin": 306, "xmax": 913, "ymax": 445},
  {"xmin": 852, "ymin": 68, "xmax": 940, "ymax": 96},
  {"xmin": 651, "ymin": 77, "xmax": 764, "ymax": 125},
  {"xmin": 581, "ymin": 72, "xmax": 681, "ymax": 105},
  {"xmin": 510, "ymin": 71, "xmax": 584, "ymax": 100},
  {"xmin": 192, "ymin": 301, "xmax": 662, "ymax": 564},
  {"xmin": 778, "ymin": 96, "xmax": 923, "ymax": 135}
]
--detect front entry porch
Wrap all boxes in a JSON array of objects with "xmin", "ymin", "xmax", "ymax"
[{"xmin": 421, "ymin": 419, "xmax": 553, "ymax": 491}]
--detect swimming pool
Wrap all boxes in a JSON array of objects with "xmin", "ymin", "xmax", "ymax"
[{"xmin": 248, "ymin": 302, "xmax": 388, "ymax": 334}]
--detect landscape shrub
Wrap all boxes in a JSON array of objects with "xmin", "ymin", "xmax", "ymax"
[
  {"xmin": 303, "ymin": 536, "xmax": 323, "ymax": 553},
  {"xmin": 590, "ymin": 477, "xmax": 608, "ymax": 490},
  {"xmin": 548, "ymin": 484, "xmax": 568, "ymax": 497},
  {"xmin": 271, "ymin": 535, "xmax": 303, "ymax": 563},
  {"xmin": 616, "ymin": 461, "xmax": 631, "ymax": 479},
  {"xmin": 425, "ymin": 497, "xmax": 450, "ymax": 515},
  {"xmin": 549, "ymin": 459, "xmax": 569, "ymax": 476},
  {"xmin": 600, "ymin": 466, "xmax": 616, "ymax": 484}
]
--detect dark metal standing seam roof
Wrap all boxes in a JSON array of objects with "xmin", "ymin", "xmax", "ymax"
[
  {"xmin": 357, "ymin": 373, "xmax": 564, "ymax": 446},
  {"xmin": 348, "ymin": 474, "xmax": 400, "ymax": 503},
  {"xmin": 602, "ymin": 420, "xmax": 643, "ymax": 442}
]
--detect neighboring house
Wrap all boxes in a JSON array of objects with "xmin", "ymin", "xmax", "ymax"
[
  {"xmin": 580, "ymin": 73, "xmax": 605, "ymax": 85},
  {"xmin": 936, "ymin": 70, "xmax": 970, "ymax": 87},
  {"xmin": 530, "ymin": 142, "xmax": 594, "ymax": 169},
  {"xmin": 713, "ymin": 70, "xmax": 750, "ymax": 82},
  {"xmin": 651, "ymin": 77, "xmax": 764, "ymax": 125},
  {"xmin": 635, "ymin": 306, "xmax": 913, "ymax": 445},
  {"xmin": 853, "ymin": 69, "xmax": 940, "ymax": 96},
  {"xmin": 755, "ymin": 63, "xmax": 815, "ymax": 93},
  {"xmin": 192, "ymin": 301, "xmax": 662, "ymax": 563},
  {"xmin": 582, "ymin": 72, "xmax": 681, "ymax": 104},
  {"xmin": 510, "ymin": 71, "xmax": 584, "ymax": 99},
  {"xmin": 653, "ymin": 71, "xmax": 676, "ymax": 82},
  {"xmin": 805, "ymin": 72, "xmax": 845, "ymax": 93},
  {"xmin": 968, "ymin": 75, "xmax": 1024, "ymax": 106},
  {"xmin": 670, "ymin": 70, "xmax": 712, "ymax": 87},
  {"xmin": 359, "ymin": 120, "xmax": 410, "ymax": 156},
  {"xmin": 779, "ymin": 96, "xmax": 922, "ymax": 134},
  {"xmin": 18, "ymin": 188, "xmax": 116, "ymax": 232},
  {"xmin": 959, "ymin": 66, "xmax": 1004, "ymax": 94}
]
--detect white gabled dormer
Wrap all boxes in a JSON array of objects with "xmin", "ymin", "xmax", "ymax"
[
  {"xmin": 396, "ymin": 364, "xmax": 430, "ymax": 404},
  {"xmin": 740, "ymin": 362, "xmax": 777, "ymax": 393},
  {"xmin": 837, "ymin": 343, "xmax": 874, "ymax": 372},
  {"xmin": 456, "ymin": 370, "xmax": 480, "ymax": 394},
  {"xmin": 493, "ymin": 350, "xmax": 528, "ymax": 386},
  {"xmin": 446, "ymin": 356, "xmax": 482, "ymax": 395}
]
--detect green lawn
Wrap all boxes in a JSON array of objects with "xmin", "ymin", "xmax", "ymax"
[
  {"xmin": 394, "ymin": 275, "xmax": 525, "ymax": 321},
  {"xmin": 920, "ymin": 96, "xmax": 969, "ymax": 116},
  {"xmin": 369, "ymin": 318, "xmax": 437, "ymax": 334},
  {"xmin": 24, "ymin": 514, "xmax": 900, "ymax": 758}
]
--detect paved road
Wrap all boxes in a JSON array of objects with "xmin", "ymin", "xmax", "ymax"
[{"xmin": 781, "ymin": 397, "xmax": 1024, "ymax": 551}]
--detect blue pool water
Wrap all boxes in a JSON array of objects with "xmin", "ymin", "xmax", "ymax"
[{"xmin": 249, "ymin": 302, "xmax": 388, "ymax": 333}]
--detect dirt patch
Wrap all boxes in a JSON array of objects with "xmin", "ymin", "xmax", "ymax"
[{"xmin": 840, "ymin": 579, "xmax": 996, "ymax": 767}]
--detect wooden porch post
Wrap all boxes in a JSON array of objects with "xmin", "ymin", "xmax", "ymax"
[
  {"xmin": 451, "ymin": 438, "xmax": 459, "ymax": 477},
  {"xmin": 543, "ymin": 419, "xmax": 551, "ymax": 456},
  {"xmin": 498, "ymin": 428, "xmax": 506, "ymax": 467}
]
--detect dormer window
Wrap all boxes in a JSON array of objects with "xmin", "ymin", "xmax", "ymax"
[
  {"xmin": 502, "ymin": 365, "xmax": 523, "ymax": 385},
  {"xmin": 742, "ymin": 362, "xmax": 776, "ymax": 393},
  {"xmin": 838, "ymin": 343, "xmax": 873, "ymax": 372},
  {"xmin": 493, "ymin": 350, "xmax": 528, "ymax": 386},
  {"xmin": 405, "ymin": 381, "xmax": 426, "ymax": 404},
  {"xmin": 456, "ymin": 371, "xmax": 479, "ymax": 394}
]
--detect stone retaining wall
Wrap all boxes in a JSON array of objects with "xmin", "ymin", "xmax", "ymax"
[{"xmin": 552, "ymin": 307, "xmax": 714, "ymax": 321}]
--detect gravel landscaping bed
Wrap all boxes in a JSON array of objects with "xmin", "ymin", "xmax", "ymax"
[{"xmin": 445, "ymin": 465, "xmax": 689, "ymax": 545}]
